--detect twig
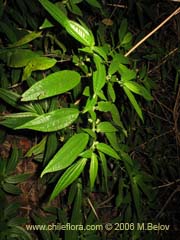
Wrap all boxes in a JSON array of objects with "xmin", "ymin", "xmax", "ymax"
[
  {"xmin": 87, "ymin": 197, "xmax": 99, "ymax": 220},
  {"xmin": 155, "ymin": 186, "xmax": 180, "ymax": 218},
  {"xmin": 107, "ymin": 3, "xmax": 127, "ymax": 8},
  {"xmin": 153, "ymin": 179, "xmax": 180, "ymax": 189},
  {"xmin": 125, "ymin": 7, "xmax": 180, "ymax": 57},
  {"xmin": 137, "ymin": 129, "xmax": 174, "ymax": 148},
  {"xmin": 148, "ymin": 48, "xmax": 178, "ymax": 74}
]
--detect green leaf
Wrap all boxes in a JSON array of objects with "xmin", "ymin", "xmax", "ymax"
[
  {"xmin": 105, "ymin": 132, "xmax": 120, "ymax": 151},
  {"xmin": 131, "ymin": 178, "xmax": 141, "ymax": 218},
  {"xmin": 25, "ymin": 136, "xmax": 47, "ymax": 157},
  {"xmin": 99, "ymin": 152, "xmax": 108, "ymax": 190},
  {"xmin": 107, "ymin": 82, "xmax": 116, "ymax": 102},
  {"xmin": 97, "ymin": 121, "xmax": 117, "ymax": 133},
  {"xmin": 8, "ymin": 226, "xmax": 32, "ymax": 240},
  {"xmin": 97, "ymin": 101, "xmax": 124, "ymax": 128},
  {"xmin": 7, "ymin": 49, "xmax": 40, "ymax": 68},
  {"xmin": 50, "ymin": 158, "xmax": 87, "ymax": 200},
  {"xmin": 0, "ymin": 88, "xmax": 30, "ymax": 111},
  {"xmin": 85, "ymin": 0, "xmax": 101, "ymax": 8},
  {"xmin": 0, "ymin": 21, "xmax": 17, "ymax": 43},
  {"xmin": 108, "ymin": 54, "xmax": 129, "ymax": 75},
  {"xmin": 119, "ymin": 18, "xmax": 128, "ymax": 43},
  {"xmin": 16, "ymin": 108, "xmax": 79, "ymax": 132},
  {"xmin": 96, "ymin": 142, "xmax": 120, "ymax": 159},
  {"xmin": 123, "ymin": 86, "xmax": 143, "ymax": 121},
  {"xmin": 119, "ymin": 64, "xmax": 136, "ymax": 81},
  {"xmin": 115, "ymin": 178, "xmax": 124, "ymax": 207},
  {"xmin": 0, "ymin": 112, "xmax": 38, "ymax": 129},
  {"xmin": 39, "ymin": 18, "xmax": 54, "ymax": 29},
  {"xmin": 21, "ymin": 70, "xmax": 81, "ymax": 101},
  {"xmin": 5, "ymin": 173, "xmax": 30, "ymax": 184},
  {"xmin": 65, "ymin": 20, "xmax": 95, "ymax": 47},
  {"xmin": 6, "ymin": 147, "xmax": 19, "ymax": 174},
  {"xmin": 4, "ymin": 202, "xmax": 20, "ymax": 218},
  {"xmin": 41, "ymin": 133, "xmax": 89, "ymax": 176},
  {"xmin": 93, "ymin": 54, "xmax": 106, "ymax": 94},
  {"xmin": 39, "ymin": 0, "xmax": 94, "ymax": 46},
  {"xmin": 89, "ymin": 153, "xmax": 98, "ymax": 190},
  {"xmin": 121, "ymin": 32, "xmax": 132, "ymax": 45},
  {"xmin": 22, "ymin": 57, "xmax": 57, "ymax": 80},
  {"xmin": 39, "ymin": 0, "xmax": 68, "ymax": 28},
  {"xmin": 2, "ymin": 182, "xmax": 21, "ymax": 195},
  {"xmin": 123, "ymin": 81, "xmax": 153, "ymax": 101},
  {"xmin": 93, "ymin": 46, "xmax": 107, "ymax": 61},
  {"xmin": 8, "ymin": 31, "xmax": 42, "ymax": 48}
]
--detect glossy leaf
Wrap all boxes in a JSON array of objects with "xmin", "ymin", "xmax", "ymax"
[
  {"xmin": 39, "ymin": 18, "xmax": 54, "ymax": 29},
  {"xmin": 108, "ymin": 54, "xmax": 129, "ymax": 75},
  {"xmin": 15, "ymin": 108, "xmax": 79, "ymax": 132},
  {"xmin": 93, "ymin": 54, "xmax": 106, "ymax": 94},
  {"xmin": 93, "ymin": 46, "xmax": 107, "ymax": 61},
  {"xmin": 107, "ymin": 82, "xmax": 116, "ymax": 102},
  {"xmin": 97, "ymin": 121, "xmax": 117, "ymax": 133},
  {"xmin": 123, "ymin": 81, "xmax": 153, "ymax": 101},
  {"xmin": 39, "ymin": 0, "xmax": 94, "ymax": 46},
  {"xmin": 96, "ymin": 142, "xmax": 120, "ymax": 159},
  {"xmin": 41, "ymin": 133, "xmax": 89, "ymax": 176},
  {"xmin": 22, "ymin": 57, "xmax": 57, "ymax": 80},
  {"xmin": 50, "ymin": 158, "xmax": 87, "ymax": 200},
  {"xmin": 21, "ymin": 70, "xmax": 81, "ymax": 101},
  {"xmin": 119, "ymin": 64, "xmax": 136, "ymax": 81},
  {"xmin": 39, "ymin": 0, "xmax": 68, "ymax": 28},
  {"xmin": 89, "ymin": 153, "xmax": 98, "ymax": 190},
  {"xmin": 123, "ymin": 86, "xmax": 143, "ymax": 121},
  {"xmin": 65, "ymin": 20, "xmax": 95, "ymax": 47},
  {"xmin": 0, "ymin": 112, "xmax": 38, "ymax": 129}
]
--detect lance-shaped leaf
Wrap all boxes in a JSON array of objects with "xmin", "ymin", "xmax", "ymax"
[
  {"xmin": 39, "ymin": 0, "xmax": 68, "ymax": 28},
  {"xmin": 7, "ymin": 49, "xmax": 40, "ymax": 68},
  {"xmin": 50, "ymin": 158, "xmax": 87, "ymax": 200},
  {"xmin": 15, "ymin": 108, "xmax": 79, "ymax": 132},
  {"xmin": 22, "ymin": 56, "xmax": 57, "ymax": 80},
  {"xmin": 89, "ymin": 153, "xmax": 98, "ymax": 190},
  {"xmin": 65, "ymin": 20, "xmax": 95, "ymax": 47},
  {"xmin": 123, "ymin": 81, "xmax": 153, "ymax": 101},
  {"xmin": 119, "ymin": 63, "xmax": 136, "ymax": 81},
  {"xmin": 39, "ymin": 0, "xmax": 94, "ymax": 47},
  {"xmin": 8, "ymin": 31, "xmax": 42, "ymax": 48},
  {"xmin": 0, "ymin": 88, "xmax": 30, "ymax": 111},
  {"xmin": 0, "ymin": 112, "xmax": 38, "ymax": 129},
  {"xmin": 93, "ymin": 54, "xmax": 106, "ymax": 94},
  {"xmin": 21, "ymin": 70, "xmax": 81, "ymax": 101},
  {"xmin": 97, "ymin": 121, "xmax": 117, "ymax": 133},
  {"xmin": 41, "ymin": 133, "xmax": 89, "ymax": 176},
  {"xmin": 96, "ymin": 142, "xmax": 120, "ymax": 159},
  {"xmin": 123, "ymin": 85, "xmax": 143, "ymax": 121}
]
